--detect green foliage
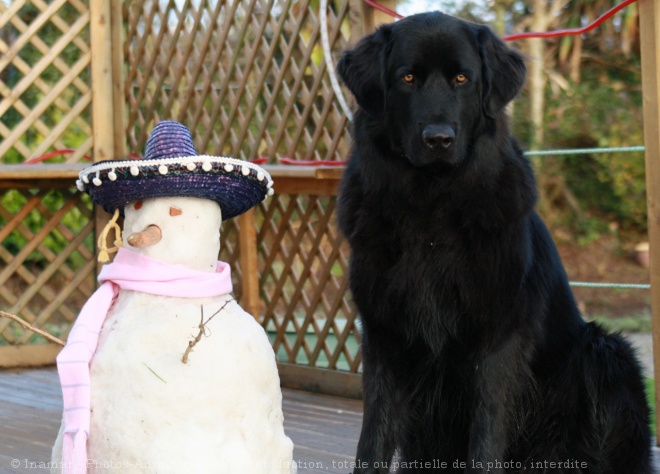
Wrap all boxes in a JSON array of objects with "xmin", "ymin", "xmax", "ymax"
[
  {"xmin": 0, "ymin": 189, "xmax": 93, "ymax": 269},
  {"xmin": 0, "ymin": 190, "xmax": 29, "ymax": 255},
  {"xmin": 512, "ymin": 56, "xmax": 647, "ymax": 243}
]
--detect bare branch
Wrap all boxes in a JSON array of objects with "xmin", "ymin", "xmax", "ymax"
[
  {"xmin": 181, "ymin": 299, "xmax": 234, "ymax": 364},
  {"xmin": 0, "ymin": 311, "xmax": 65, "ymax": 346}
]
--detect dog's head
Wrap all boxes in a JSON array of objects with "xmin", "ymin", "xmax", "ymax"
[{"xmin": 337, "ymin": 12, "xmax": 526, "ymax": 167}]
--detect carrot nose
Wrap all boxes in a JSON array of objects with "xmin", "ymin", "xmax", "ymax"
[{"xmin": 127, "ymin": 225, "xmax": 162, "ymax": 248}]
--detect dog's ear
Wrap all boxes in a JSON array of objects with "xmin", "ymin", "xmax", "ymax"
[
  {"xmin": 473, "ymin": 25, "xmax": 526, "ymax": 118},
  {"xmin": 337, "ymin": 24, "xmax": 392, "ymax": 118}
]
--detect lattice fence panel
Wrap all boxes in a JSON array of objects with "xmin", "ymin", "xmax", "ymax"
[
  {"xmin": 123, "ymin": 0, "xmax": 361, "ymax": 374},
  {"xmin": 123, "ymin": 0, "xmax": 352, "ymax": 163},
  {"xmin": 257, "ymin": 194, "xmax": 361, "ymax": 373},
  {"xmin": 0, "ymin": 0, "xmax": 93, "ymax": 164},
  {"xmin": 0, "ymin": 186, "xmax": 96, "ymax": 345},
  {"xmin": 0, "ymin": 1, "xmax": 363, "ymax": 378},
  {"xmin": 219, "ymin": 217, "xmax": 243, "ymax": 300}
]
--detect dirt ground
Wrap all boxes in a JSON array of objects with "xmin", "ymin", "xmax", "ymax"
[{"xmin": 556, "ymin": 236, "xmax": 651, "ymax": 319}]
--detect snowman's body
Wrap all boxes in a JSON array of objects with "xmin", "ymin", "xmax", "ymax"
[{"xmin": 52, "ymin": 197, "xmax": 295, "ymax": 473}]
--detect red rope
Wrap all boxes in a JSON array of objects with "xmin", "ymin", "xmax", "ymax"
[
  {"xmin": 363, "ymin": 0, "xmax": 403, "ymax": 20},
  {"xmin": 279, "ymin": 157, "xmax": 347, "ymax": 166},
  {"xmin": 24, "ymin": 149, "xmax": 92, "ymax": 165},
  {"xmin": 361, "ymin": 0, "xmax": 638, "ymax": 42},
  {"xmin": 503, "ymin": 0, "xmax": 638, "ymax": 41}
]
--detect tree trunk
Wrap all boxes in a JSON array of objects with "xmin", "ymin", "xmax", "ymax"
[
  {"xmin": 569, "ymin": 34, "xmax": 582, "ymax": 83},
  {"xmin": 528, "ymin": 0, "xmax": 547, "ymax": 150}
]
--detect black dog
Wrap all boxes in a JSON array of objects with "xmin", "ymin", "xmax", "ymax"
[{"xmin": 336, "ymin": 12, "xmax": 652, "ymax": 474}]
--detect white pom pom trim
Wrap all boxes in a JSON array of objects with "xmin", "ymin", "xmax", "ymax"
[{"xmin": 77, "ymin": 156, "xmax": 274, "ymax": 200}]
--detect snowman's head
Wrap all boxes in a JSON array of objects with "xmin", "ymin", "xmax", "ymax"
[{"xmin": 122, "ymin": 196, "xmax": 222, "ymax": 272}]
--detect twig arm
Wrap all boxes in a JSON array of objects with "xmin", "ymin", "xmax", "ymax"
[{"xmin": 181, "ymin": 299, "xmax": 234, "ymax": 364}]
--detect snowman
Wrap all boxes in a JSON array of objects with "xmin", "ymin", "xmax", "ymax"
[{"xmin": 52, "ymin": 121, "xmax": 295, "ymax": 473}]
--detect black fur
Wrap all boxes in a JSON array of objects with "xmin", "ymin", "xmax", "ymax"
[{"xmin": 336, "ymin": 12, "xmax": 652, "ymax": 474}]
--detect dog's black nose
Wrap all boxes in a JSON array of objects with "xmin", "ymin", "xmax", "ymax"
[{"xmin": 423, "ymin": 125, "xmax": 455, "ymax": 150}]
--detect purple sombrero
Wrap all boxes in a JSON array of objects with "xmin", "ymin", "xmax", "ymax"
[{"xmin": 76, "ymin": 121, "xmax": 274, "ymax": 220}]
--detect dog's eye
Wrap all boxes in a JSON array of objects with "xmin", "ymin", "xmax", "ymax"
[
  {"xmin": 402, "ymin": 73, "xmax": 415, "ymax": 84},
  {"xmin": 455, "ymin": 74, "xmax": 468, "ymax": 85}
]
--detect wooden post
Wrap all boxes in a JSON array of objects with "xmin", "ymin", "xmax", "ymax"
[
  {"xmin": 639, "ymin": 0, "xmax": 660, "ymax": 445},
  {"xmin": 111, "ymin": 0, "xmax": 125, "ymax": 160},
  {"xmin": 363, "ymin": 0, "xmax": 397, "ymax": 33},
  {"xmin": 90, "ymin": 0, "xmax": 118, "ymax": 270},
  {"xmin": 348, "ymin": 0, "xmax": 368, "ymax": 40},
  {"xmin": 90, "ymin": 0, "xmax": 115, "ymax": 162},
  {"xmin": 239, "ymin": 209, "xmax": 261, "ymax": 320}
]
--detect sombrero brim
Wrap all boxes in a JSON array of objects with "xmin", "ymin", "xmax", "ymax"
[{"xmin": 76, "ymin": 155, "xmax": 274, "ymax": 220}]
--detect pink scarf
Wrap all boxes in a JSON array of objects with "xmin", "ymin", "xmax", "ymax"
[{"xmin": 56, "ymin": 248, "xmax": 233, "ymax": 474}]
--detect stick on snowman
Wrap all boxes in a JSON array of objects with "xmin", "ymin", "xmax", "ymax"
[{"xmin": 52, "ymin": 121, "xmax": 296, "ymax": 474}]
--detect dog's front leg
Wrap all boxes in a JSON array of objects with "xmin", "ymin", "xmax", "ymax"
[
  {"xmin": 354, "ymin": 347, "xmax": 399, "ymax": 474},
  {"xmin": 467, "ymin": 336, "xmax": 526, "ymax": 474}
]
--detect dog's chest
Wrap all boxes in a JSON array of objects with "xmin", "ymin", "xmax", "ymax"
[
  {"xmin": 348, "ymin": 196, "xmax": 524, "ymax": 339},
  {"xmin": 350, "ymin": 207, "xmax": 470, "ymax": 308},
  {"xmin": 353, "ymin": 204, "xmax": 465, "ymax": 277}
]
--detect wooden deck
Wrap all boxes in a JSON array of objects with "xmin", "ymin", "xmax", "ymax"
[
  {"xmin": 3, "ymin": 368, "xmax": 659, "ymax": 473},
  {"xmin": 0, "ymin": 368, "xmax": 362, "ymax": 473}
]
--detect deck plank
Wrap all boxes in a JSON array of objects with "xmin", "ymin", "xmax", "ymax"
[{"xmin": 0, "ymin": 368, "xmax": 362, "ymax": 473}]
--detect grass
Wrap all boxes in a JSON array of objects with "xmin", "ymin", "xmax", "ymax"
[
  {"xmin": 586, "ymin": 311, "xmax": 652, "ymax": 333},
  {"xmin": 647, "ymin": 378, "xmax": 657, "ymax": 436}
]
